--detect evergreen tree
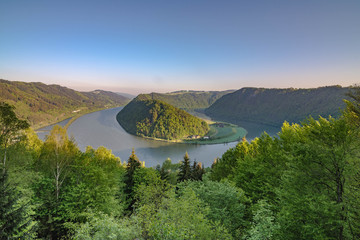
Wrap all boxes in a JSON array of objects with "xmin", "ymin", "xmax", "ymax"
[
  {"xmin": 178, "ymin": 152, "xmax": 191, "ymax": 182},
  {"xmin": 191, "ymin": 160, "xmax": 205, "ymax": 181},
  {"xmin": 0, "ymin": 168, "xmax": 30, "ymax": 239},
  {"xmin": 156, "ymin": 158, "xmax": 180, "ymax": 185},
  {"xmin": 156, "ymin": 163, "xmax": 170, "ymax": 182},
  {"xmin": 124, "ymin": 149, "xmax": 142, "ymax": 212}
]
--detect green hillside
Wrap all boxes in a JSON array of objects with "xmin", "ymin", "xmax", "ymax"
[
  {"xmin": 116, "ymin": 97, "xmax": 209, "ymax": 140},
  {"xmin": 136, "ymin": 90, "xmax": 234, "ymax": 110},
  {"xmin": 205, "ymin": 86, "xmax": 350, "ymax": 127},
  {"xmin": 0, "ymin": 79, "xmax": 130, "ymax": 128}
]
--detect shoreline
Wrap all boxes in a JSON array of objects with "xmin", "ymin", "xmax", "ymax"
[
  {"xmin": 119, "ymin": 122, "xmax": 248, "ymax": 145},
  {"xmin": 35, "ymin": 105, "xmax": 124, "ymax": 132}
]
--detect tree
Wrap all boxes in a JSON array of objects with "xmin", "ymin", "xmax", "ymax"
[
  {"xmin": 178, "ymin": 176, "xmax": 247, "ymax": 238},
  {"xmin": 73, "ymin": 212, "xmax": 141, "ymax": 240},
  {"xmin": 233, "ymin": 133, "xmax": 287, "ymax": 205},
  {"xmin": 244, "ymin": 200, "xmax": 279, "ymax": 240},
  {"xmin": 156, "ymin": 158, "xmax": 180, "ymax": 185},
  {"xmin": 37, "ymin": 125, "xmax": 78, "ymax": 200},
  {"xmin": 0, "ymin": 102, "xmax": 29, "ymax": 172},
  {"xmin": 191, "ymin": 160, "xmax": 205, "ymax": 181},
  {"xmin": 178, "ymin": 152, "xmax": 191, "ymax": 182},
  {"xmin": 136, "ymin": 188, "xmax": 233, "ymax": 240},
  {"xmin": 60, "ymin": 146, "xmax": 125, "ymax": 229},
  {"xmin": 344, "ymin": 85, "xmax": 360, "ymax": 126},
  {"xmin": 33, "ymin": 126, "xmax": 79, "ymax": 239},
  {"xmin": 277, "ymin": 117, "xmax": 360, "ymax": 239},
  {"xmin": 210, "ymin": 139, "xmax": 256, "ymax": 182},
  {"xmin": 0, "ymin": 168, "xmax": 31, "ymax": 239},
  {"xmin": 124, "ymin": 149, "xmax": 142, "ymax": 212}
]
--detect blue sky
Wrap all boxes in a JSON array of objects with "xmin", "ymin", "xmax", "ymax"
[{"xmin": 0, "ymin": 0, "xmax": 359, "ymax": 94}]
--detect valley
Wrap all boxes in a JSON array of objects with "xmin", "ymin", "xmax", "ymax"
[{"xmin": 2, "ymin": 79, "xmax": 358, "ymax": 240}]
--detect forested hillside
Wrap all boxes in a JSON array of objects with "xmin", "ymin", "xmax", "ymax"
[
  {"xmin": 206, "ymin": 86, "xmax": 350, "ymax": 126},
  {"xmin": 1, "ymin": 87, "xmax": 360, "ymax": 239},
  {"xmin": 117, "ymin": 97, "xmax": 209, "ymax": 140},
  {"xmin": 136, "ymin": 90, "xmax": 234, "ymax": 110},
  {"xmin": 0, "ymin": 79, "xmax": 130, "ymax": 128}
]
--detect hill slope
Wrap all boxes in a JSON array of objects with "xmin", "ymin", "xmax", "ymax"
[
  {"xmin": 117, "ymin": 97, "xmax": 209, "ymax": 140},
  {"xmin": 136, "ymin": 90, "xmax": 234, "ymax": 110},
  {"xmin": 0, "ymin": 79, "xmax": 130, "ymax": 128},
  {"xmin": 205, "ymin": 86, "xmax": 350, "ymax": 127}
]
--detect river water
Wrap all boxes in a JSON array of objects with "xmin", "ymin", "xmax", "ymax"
[{"xmin": 38, "ymin": 107, "xmax": 280, "ymax": 167}]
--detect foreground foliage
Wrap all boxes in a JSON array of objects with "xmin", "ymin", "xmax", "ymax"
[{"xmin": 211, "ymin": 109, "xmax": 360, "ymax": 239}]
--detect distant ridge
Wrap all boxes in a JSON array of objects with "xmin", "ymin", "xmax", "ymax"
[
  {"xmin": 0, "ymin": 79, "xmax": 130, "ymax": 128},
  {"xmin": 116, "ymin": 92, "xmax": 136, "ymax": 99},
  {"xmin": 205, "ymin": 86, "xmax": 350, "ymax": 127},
  {"xmin": 136, "ymin": 90, "xmax": 234, "ymax": 110}
]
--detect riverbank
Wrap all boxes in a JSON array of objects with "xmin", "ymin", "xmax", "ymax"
[
  {"xmin": 125, "ymin": 122, "xmax": 247, "ymax": 145},
  {"xmin": 184, "ymin": 123, "xmax": 247, "ymax": 144},
  {"xmin": 34, "ymin": 105, "xmax": 126, "ymax": 130},
  {"xmin": 35, "ymin": 106, "xmax": 127, "ymax": 141}
]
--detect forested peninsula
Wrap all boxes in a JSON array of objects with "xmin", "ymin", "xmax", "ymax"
[
  {"xmin": 116, "ymin": 97, "xmax": 209, "ymax": 140},
  {"xmin": 0, "ymin": 79, "xmax": 130, "ymax": 129}
]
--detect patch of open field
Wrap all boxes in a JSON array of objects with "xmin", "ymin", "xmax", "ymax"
[{"xmin": 184, "ymin": 122, "xmax": 247, "ymax": 144}]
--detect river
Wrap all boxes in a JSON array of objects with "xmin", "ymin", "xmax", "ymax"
[{"xmin": 38, "ymin": 107, "xmax": 280, "ymax": 167}]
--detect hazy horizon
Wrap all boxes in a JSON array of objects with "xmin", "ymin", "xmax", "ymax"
[{"xmin": 1, "ymin": 1, "xmax": 359, "ymax": 95}]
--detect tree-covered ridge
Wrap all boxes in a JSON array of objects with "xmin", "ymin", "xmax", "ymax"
[
  {"xmin": 117, "ymin": 98, "xmax": 209, "ymax": 140},
  {"xmin": 0, "ymin": 79, "xmax": 130, "ymax": 128},
  {"xmin": 206, "ymin": 86, "xmax": 350, "ymax": 127},
  {"xmin": 136, "ymin": 90, "xmax": 234, "ymax": 110}
]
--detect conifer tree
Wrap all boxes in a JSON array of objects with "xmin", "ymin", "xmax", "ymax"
[
  {"xmin": 191, "ymin": 161, "xmax": 205, "ymax": 181},
  {"xmin": 156, "ymin": 164, "xmax": 170, "ymax": 181},
  {"xmin": 124, "ymin": 149, "xmax": 142, "ymax": 212},
  {"xmin": 178, "ymin": 152, "xmax": 191, "ymax": 182},
  {"xmin": 0, "ymin": 168, "xmax": 30, "ymax": 239}
]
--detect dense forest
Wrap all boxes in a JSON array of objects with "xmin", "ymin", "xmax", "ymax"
[
  {"xmin": 117, "ymin": 97, "xmax": 209, "ymax": 140},
  {"xmin": 1, "ymin": 87, "xmax": 360, "ymax": 239},
  {"xmin": 206, "ymin": 86, "xmax": 350, "ymax": 127},
  {"xmin": 0, "ymin": 79, "xmax": 130, "ymax": 128},
  {"xmin": 136, "ymin": 90, "xmax": 234, "ymax": 111}
]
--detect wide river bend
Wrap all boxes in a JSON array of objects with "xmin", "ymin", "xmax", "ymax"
[{"xmin": 38, "ymin": 107, "xmax": 280, "ymax": 167}]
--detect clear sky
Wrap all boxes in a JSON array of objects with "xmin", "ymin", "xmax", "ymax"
[{"xmin": 0, "ymin": 0, "xmax": 359, "ymax": 94}]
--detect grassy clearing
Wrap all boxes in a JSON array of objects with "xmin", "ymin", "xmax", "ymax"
[{"xmin": 184, "ymin": 122, "xmax": 247, "ymax": 145}]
